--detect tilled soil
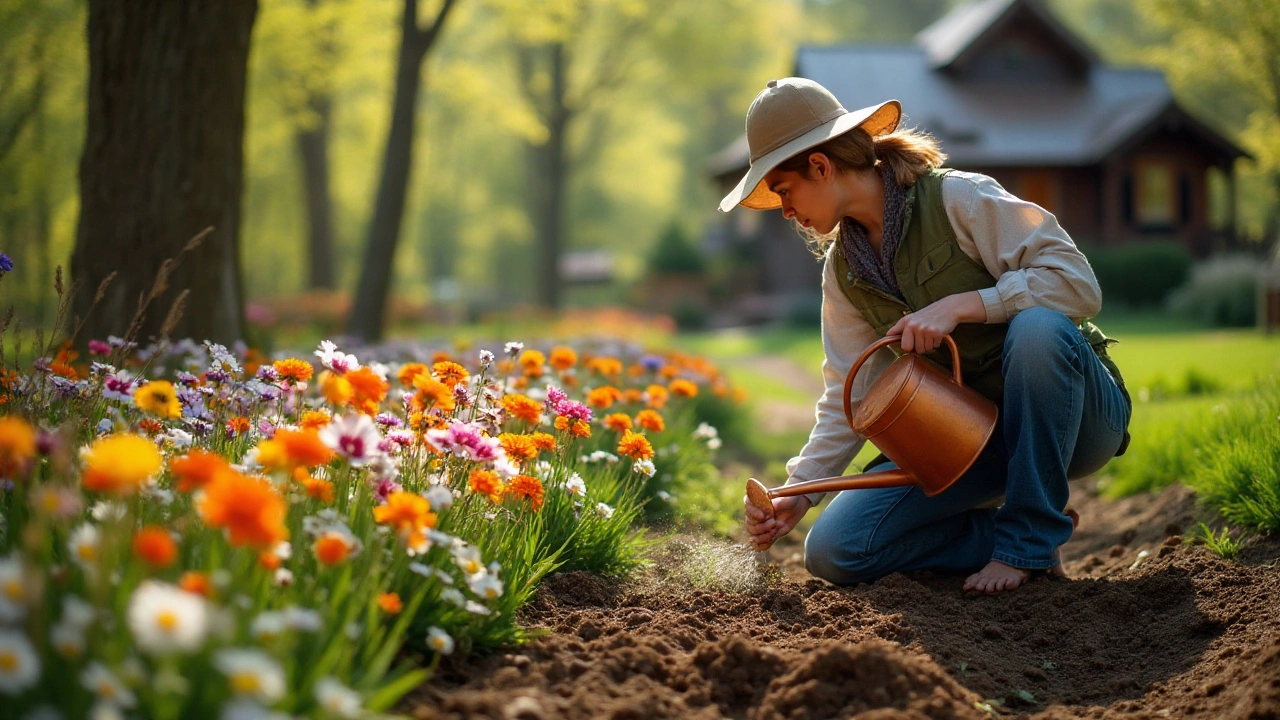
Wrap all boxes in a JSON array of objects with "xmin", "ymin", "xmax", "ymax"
[{"xmin": 402, "ymin": 482, "xmax": 1280, "ymax": 719}]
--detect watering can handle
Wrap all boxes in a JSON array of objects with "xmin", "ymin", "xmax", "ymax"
[{"xmin": 842, "ymin": 334, "xmax": 963, "ymax": 429}]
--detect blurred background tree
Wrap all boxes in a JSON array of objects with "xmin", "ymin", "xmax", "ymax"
[{"xmin": 0, "ymin": 0, "xmax": 1276, "ymax": 342}]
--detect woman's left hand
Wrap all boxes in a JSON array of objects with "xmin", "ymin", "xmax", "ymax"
[{"xmin": 887, "ymin": 291, "xmax": 987, "ymax": 353}]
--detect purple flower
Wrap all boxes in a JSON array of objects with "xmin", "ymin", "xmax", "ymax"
[
  {"xmin": 256, "ymin": 365, "xmax": 279, "ymax": 382},
  {"xmin": 640, "ymin": 354, "xmax": 665, "ymax": 372},
  {"xmin": 546, "ymin": 386, "xmax": 567, "ymax": 407},
  {"xmin": 373, "ymin": 476, "xmax": 403, "ymax": 503},
  {"xmin": 375, "ymin": 412, "xmax": 403, "ymax": 429},
  {"xmin": 175, "ymin": 371, "xmax": 201, "ymax": 386},
  {"xmin": 0, "ymin": 253, "xmax": 12, "ymax": 276},
  {"xmin": 205, "ymin": 368, "xmax": 230, "ymax": 383}
]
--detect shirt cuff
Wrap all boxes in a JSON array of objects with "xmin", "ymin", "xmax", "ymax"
[
  {"xmin": 979, "ymin": 286, "xmax": 1009, "ymax": 324},
  {"xmin": 786, "ymin": 458, "xmax": 833, "ymax": 507}
]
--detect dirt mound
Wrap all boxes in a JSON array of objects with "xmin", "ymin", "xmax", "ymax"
[{"xmin": 403, "ymin": 482, "xmax": 1280, "ymax": 720}]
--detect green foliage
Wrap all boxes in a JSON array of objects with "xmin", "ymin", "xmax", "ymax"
[
  {"xmin": 1106, "ymin": 379, "xmax": 1280, "ymax": 533},
  {"xmin": 648, "ymin": 223, "xmax": 707, "ymax": 275},
  {"xmin": 1082, "ymin": 241, "xmax": 1192, "ymax": 308},
  {"xmin": 1188, "ymin": 522, "xmax": 1242, "ymax": 560},
  {"xmin": 1166, "ymin": 254, "xmax": 1261, "ymax": 328}
]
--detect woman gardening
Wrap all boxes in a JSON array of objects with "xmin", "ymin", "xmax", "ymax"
[{"xmin": 726, "ymin": 78, "xmax": 1132, "ymax": 594}]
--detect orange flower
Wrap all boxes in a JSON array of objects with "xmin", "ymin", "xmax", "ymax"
[
  {"xmin": 373, "ymin": 492, "xmax": 437, "ymax": 545},
  {"xmin": 529, "ymin": 432, "xmax": 556, "ymax": 452},
  {"xmin": 137, "ymin": 418, "xmax": 164, "ymax": 435},
  {"xmin": 295, "ymin": 469, "xmax": 335, "ymax": 503},
  {"xmin": 549, "ymin": 346, "xmax": 577, "ymax": 371},
  {"xmin": 627, "ymin": 363, "xmax": 646, "ymax": 377},
  {"xmin": 732, "ymin": 387, "xmax": 748, "ymax": 403},
  {"xmin": 505, "ymin": 474, "xmax": 544, "ymax": 511},
  {"xmin": 623, "ymin": 388, "xmax": 643, "ymax": 404},
  {"xmin": 413, "ymin": 374, "xmax": 456, "ymax": 413},
  {"xmin": 617, "ymin": 429, "xmax": 655, "ymax": 461},
  {"xmin": 604, "ymin": 413, "xmax": 633, "ymax": 433},
  {"xmin": 645, "ymin": 384, "xmax": 669, "ymax": 409},
  {"xmin": 432, "ymin": 361, "xmax": 470, "ymax": 388},
  {"xmin": 299, "ymin": 409, "xmax": 332, "ymax": 430},
  {"xmin": 660, "ymin": 364, "xmax": 680, "ymax": 379},
  {"xmin": 259, "ymin": 550, "xmax": 282, "ymax": 570},
  {"xmin": 468, "ymin": 469, "xmax": 503, "ymax": 502},
  {"xmin": 320, "ymin": 371, "xmax": 353, "ymax": 406},
  {"xmin": 635, "ymin": 409, "xmax": 665, "ymax": 433},
  {"xmin": 198, "ymin": 472, "xmax": 289, "ymax": 549},
  {"xmin": 499, "ymin": 433, "xmax": 539, "ymax": 463},
  {"xmin": 170, "ymin": 449, "xmax": 233, "ymax": 493},
  {"xmin": 347, "ymin": 367, "xmax": 389, "ymax": 415},
  {"xmin": 227, "ymin": 416, "xmax": 251, "ymax": 436},
  {"xmin": 82, "ymin": 434, "xmax": 163, "ymax": 494},
  {"xmin": 501, "ymin": 394, "xmax": 543, "ymax": 424},
  {"xmin": 179, "ymin": 571, "xmax": 213, "ymax": 597},
  {"xmin": 586, "ymin": 386, "xmax": 621, "ymax": 409},
  {"xmin": 314, "ymin": 532, "xmax": 355, "ymax": 566},
  {"xmin": 518, "ymin": 349, "xmax": 545, "ymax": 378},
  {"xmin": 587, "ymin": 356, "xmax": 623, "ymax": 377},
  {"xmin": 397, "ymin": 363, "xmax": 429, "ymax": 388},
  {"xmin": 431, "ymin": 350, "xmax": 454, "ymax": 365},
  {"xmin": 713, "ymin": 380, "xmax": 729, "ymax": 398},
  {"xmin": 0, "ymin": 416, "xmax": 37, "ymax": 479},
  {"xmin": 132, "ymin": 526, "xmax": 178, "ymax": 568},
  {"xmin": 669, "ymin": 379, "xmax": 698, "ymax": 398},
  {"xmin": 377, "ymin": 592, "xmax": 403, "ymax": 615},
  {"xmin": 273, "ymin": 358, "xmax": 314, "ymax": 384},
  {"xmin": 552, "ymin": 416, "xmax": 591, "ymax": 438},
  {"xmin": 256, "ymin": 428, "xmax": 334, "ymax": 473}
]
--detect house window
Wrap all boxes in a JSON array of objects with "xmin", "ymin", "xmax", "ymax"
[{"xmin": 1135, "ymin": 160, "xmax": 1174, "ymax": 226}]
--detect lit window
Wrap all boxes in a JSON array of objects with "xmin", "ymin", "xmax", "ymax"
[{"xmin": 1136, "ymin": 160, "xmax": 1174, "ymax": 226}]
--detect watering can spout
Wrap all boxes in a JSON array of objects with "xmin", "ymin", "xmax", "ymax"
[{"xmin": 746, "ymin": 470, "xmax": 915, "ymax": 520}]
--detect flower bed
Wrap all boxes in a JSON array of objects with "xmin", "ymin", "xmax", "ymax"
[{"xmin": 0, "ymin": 335, "xmax": 735, "ymax": 718}]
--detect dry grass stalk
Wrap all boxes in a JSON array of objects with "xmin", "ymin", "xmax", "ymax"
[
  {"xmin": 159, "ymin": 289, "xmax": 190, "ymax": 340},
  {"xmin": 119, "ymin": 226, "xmax": 212, "ymax": 351}
]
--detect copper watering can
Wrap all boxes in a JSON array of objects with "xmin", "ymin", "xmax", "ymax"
[{"xmin": 746, "ymin": 334, "xmax": 998, "ymax": 550}]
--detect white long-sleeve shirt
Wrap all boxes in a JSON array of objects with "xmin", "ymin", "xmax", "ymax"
[{"xmin": 785, "ymin": 170, "xmax": 1103, "ymax": 505}]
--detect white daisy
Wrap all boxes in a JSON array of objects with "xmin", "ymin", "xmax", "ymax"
[
  {"xmin": 563, "ymin": 473, "xmax": 587, "ymax": 497},
  {"xmin": 214, "ymin": 648, "xmax": 286, "ymax": 704},
  {"xmin": 68, "ymin": 524, "xmax": 101, "ymax": 569},
  {"xmin": 283, "ymin": 607, "xmax": 322, "ymax": 633},
  {"xmin": 468, "ymin": 572, "xmax": 504, "ymax": 601},
  {"xmin": 453, "ymin": 546, "xmax": 484, "ymax": 576},
  {"xmin": 426, "ymin": 627, "xmax": 454, "ymax": 656},
  {"xmin": 250, "ymin": 612, "xmax": 287, "ymax": 642},
  {"xmin": 126, "ymin": 580, "xmax": 209, "ymax": 656},
  {"xmin": 441, "ymin": 588, "xmax": 466, "ymax": 607},
  {"xmin": 81, "ymin": 662, "xmax": 136, "ymax": 708},
  {"xmin": 422, "ymin": 485, "xmax": 453, "ymax": 511},
  {"xmin": 596, "ymin": 502, "xmax": 615, "ymax": 519},
  {"xmin": 219, "ymin": 698, "xmax": 291, "ymax": 720},
  {"xmin": 631, "ymin": 459, "xmax": 656, "ymax": 477},
  {"xmin": 0, "ymin": 555, "xmax": 28, "ymax": 622},
  {"xmin": 0, "ymin": 629, "xmax": 40, "ymax": 695},
  {"xmin": 315, "ymin": 677, "xmax": 362, "ymax": 718},
  {"xmin": 50, "ymin": 621, "xmax": 86, "ymax": 659}
]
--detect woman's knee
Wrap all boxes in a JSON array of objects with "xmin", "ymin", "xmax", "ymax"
[
  {"xmin": 1003, "ymin": 307, "xmax": 1082, "ymax": 372},
  {"xmin": 803, "ymin": 527, "xmax": 882, "ymax": 586}
]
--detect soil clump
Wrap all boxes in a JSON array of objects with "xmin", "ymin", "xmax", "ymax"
[{"xmin": 403, "ymin": 481, "xmax": 1280, "ymax": 719}]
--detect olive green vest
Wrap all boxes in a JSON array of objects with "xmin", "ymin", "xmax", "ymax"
[{"xmin": 834, "ymin": 169, "xmax": 1131, "ymax": 421}]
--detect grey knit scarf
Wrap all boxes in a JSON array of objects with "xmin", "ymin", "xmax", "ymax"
[{"xmin": 838, "ymin": 169, "xmax": 908, "ymax": 300}]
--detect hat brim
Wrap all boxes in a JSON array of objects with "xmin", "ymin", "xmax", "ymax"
[{"xmin": 718, "ymin": 99, "xmax": 902, "ymax": 213}]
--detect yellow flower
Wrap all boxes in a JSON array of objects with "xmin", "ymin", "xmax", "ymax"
[
  {"xmin": 319, "ymin": 371, "xmax": 353, "ymax": 406},
  {"xmin": 134, "ymin": 381, "xmax": 182, "ymax": 419},
  {"xmin": 82, "ymin": 434, "xmax": 163, "ymax": 494},
  {"xmin": 518, "ymin": 349, "xmax": 545, "ymax": 378}
]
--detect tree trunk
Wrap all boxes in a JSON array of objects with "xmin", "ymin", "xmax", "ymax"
[
  {"xmin": 347, "ymin": 0, "xmax": 458, "ymax": 342},
  {"xmin": 296, "ymin": 95, "xmax": 337, "ymax": 290},
  {"xmin": 528, "ymin": 42, "xmax": 569, "ymax": 310},
  {"xmin": 72, "ymin": 0, "xmax": 256, "ymax": 345}
]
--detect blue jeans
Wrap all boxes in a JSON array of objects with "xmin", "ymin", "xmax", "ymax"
[{"xmin": 804, "ymin": 307, "xmax": 1131, "ymax": 585}]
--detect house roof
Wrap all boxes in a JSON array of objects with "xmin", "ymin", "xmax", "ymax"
[
  {"xmin": 709, "ymin": 0, "xmax": 1247, "ymax": 179},
  {"xmin": 918, "ymin": 0, "xmax": 1098, "ymax": 71}
]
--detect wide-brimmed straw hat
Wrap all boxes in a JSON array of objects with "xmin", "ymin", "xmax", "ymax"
[{"xmin": 718, "ymin": 78, "xmax": 901, "ymax": 212}]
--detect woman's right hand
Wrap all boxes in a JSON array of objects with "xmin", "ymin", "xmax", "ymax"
[{"xmin": 744, "ymin": 494, "xmax": 813, "ymax": 551}]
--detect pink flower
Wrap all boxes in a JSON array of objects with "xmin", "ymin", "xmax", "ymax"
[
  {"xmin": 425, "ymin": 421, "xmax": 505, "ymax": 464},
  {"xmin": 88, "ymin": 340, "xmax": 112, "ymax": 356},
  {"xmin": 320, "ymin": 413, "xmax": 384, "ymax": 466},
  {"xmin": 314, "ymin": 340, "xmax": 359, "ymax": 375},
  {"xmin": 544, "ymin": 385, "xmax": 592, "ymax": 422}
]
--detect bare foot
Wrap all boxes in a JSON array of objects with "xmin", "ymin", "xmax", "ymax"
[{"xmin": 963, "ymin": 560, "xmax": 1030, "ymax": 594}]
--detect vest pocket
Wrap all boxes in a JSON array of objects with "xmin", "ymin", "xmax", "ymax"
[{"xmin": 915, "ymin": 243, "xmax": 954, "ymax": 286}]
